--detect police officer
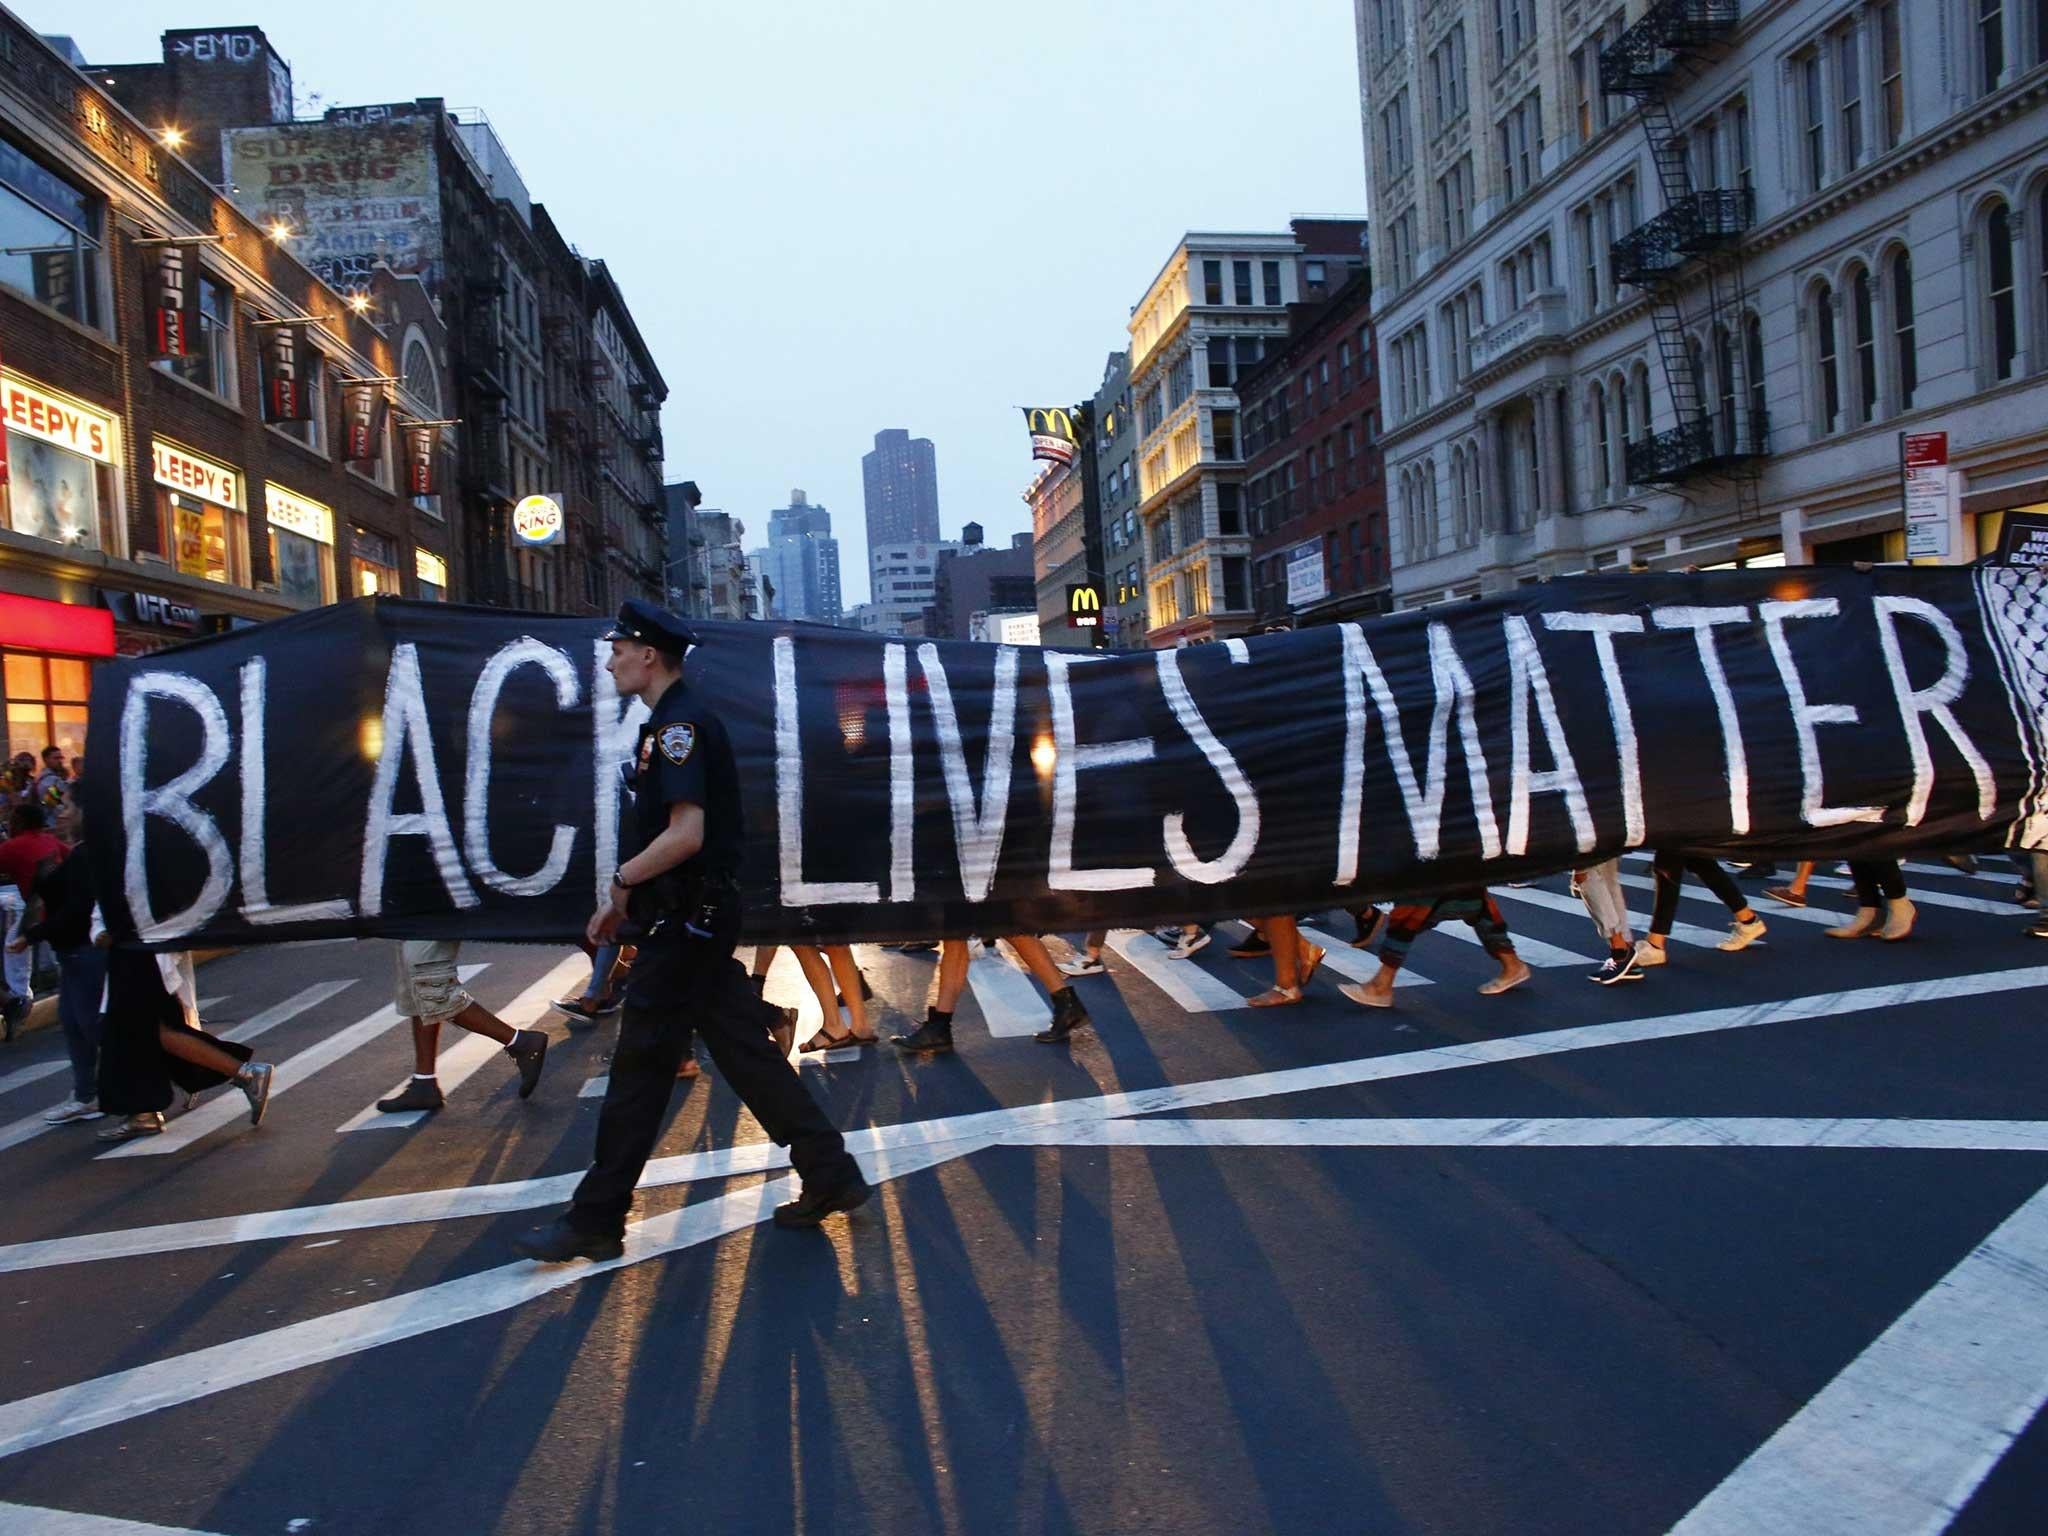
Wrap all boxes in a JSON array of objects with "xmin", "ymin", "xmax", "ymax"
[{"xmin": 515, "ymin": 601, "xmax": 869, "ymax": 1262}]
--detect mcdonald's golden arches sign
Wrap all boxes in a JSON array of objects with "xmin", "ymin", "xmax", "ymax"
[
  {"xmin": 1066, "ymin": 582, "xmax": 1102, "ymax": 628},
  {"xmin": 1023, "ymin": 406, "xmax": 1078, "ymax": 468}
]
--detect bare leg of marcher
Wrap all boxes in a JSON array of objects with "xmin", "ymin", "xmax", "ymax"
[
  {"xmin": 1009, "ymin": 934, "xmax": 1094, "ymax": 1045},
  {"xmin": 823, "ymin": 945, "xmax": 874, "ymax": 1040},
  {"xmin": 895, "ymin": 937, "xmax": 968, "ymax": 1055}
]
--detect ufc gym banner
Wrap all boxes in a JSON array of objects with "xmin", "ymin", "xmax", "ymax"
[{"xmin": 82, "ymin": 569, "xmax": 2048, "ymax": 950}]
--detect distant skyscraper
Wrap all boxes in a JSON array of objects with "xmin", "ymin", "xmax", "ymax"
[
  {"xmin": 761, "ymin": 489, "xmax": 842, "ymax": 623},
  {"xmin": 862, "ymin": 428, "xmax": 941, "ymax": 551}
]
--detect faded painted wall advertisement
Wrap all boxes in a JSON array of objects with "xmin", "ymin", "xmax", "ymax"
[{"xmin": 221, "ymin": 119, "xmax": 441, "ymax": 289}]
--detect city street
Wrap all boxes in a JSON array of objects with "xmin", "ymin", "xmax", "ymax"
[{"xmin": 0, "ymin": 858, "xmax": 2044, "ymax": 1535}]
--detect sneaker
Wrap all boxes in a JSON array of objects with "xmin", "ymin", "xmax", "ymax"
[
  {"xmin": 1226, "ymin": 934, "xmax": 1273, "ymax": 959},
  {"xmin": 553, "ymin": 995, "xmax": 601, "ymax": 1024},
  {"xmin": 1764, "ymin": 885, "xmax": 1807, "ymax": 908},
  {"xmin": 1589, "ymin": 949, "xmax": 1641, "ymax": 986},
  {"xmin": 1168, "ymin": 930, "xmax": 1211, "ymax": 959},
  {"xmin": 2030, "ymin": 915, "xmax": 2048, "ymax": 939},
  {"xmin": 1057, "ymin": 955, "xmax": 1107, "ymax": 977},
  {"xmin": 238, "ymin": 1062, "xmax": 275, "ymax": 1127},
  {"xmin": 96, "ymin": 1111, "xmax": 165, "ymax": 1142},
  {"xmin": 1717, "ymin": 917, "xmax": 1767, "ymax": 952},
  {"xmin": 1631, "ymin": 940, "xmax": 1668, "ymax": 968},
  {"xmin": 43, "ymin": 1097, "xmax": 103, "ymax": 1124},
  {"xmin": 377, "ymin": 1077, "xmax": 445, "ymax": 1114}
]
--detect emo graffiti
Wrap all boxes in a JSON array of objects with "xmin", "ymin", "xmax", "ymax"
[{"xmin": 82, "ymin": 569, "xmax": 2048, "ymax": 950}]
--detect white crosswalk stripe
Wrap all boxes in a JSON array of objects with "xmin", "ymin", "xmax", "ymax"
[
  {"xmin": 338, "ymin": 957, "xmax": 587, "ymax": 1131},
  {"xmin": 966, "ymin": 945, "xmax": 1051, "ymax": 1036},
  {"xmin": 579, "ymin": 1073, "xmax": 609, "ymax": 1098},
  {"xmin": 99, "ymin": 972, "xmax": 479, "ymax": 1160},
  {"xmin": 1106, "ymin": 930, "xmax": 1254, "ymax": 1011}
]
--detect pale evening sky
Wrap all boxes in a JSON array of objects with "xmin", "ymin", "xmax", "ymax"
[{"xmin": 52, "ymin": 0, "xmax": 1368, "ymax": 606}]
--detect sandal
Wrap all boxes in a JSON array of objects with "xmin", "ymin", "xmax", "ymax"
[
  {"xmin": 1246, "ymin": 986, "xmax": 1302, "ymax": 1007},
  {"xmin": 1298, "ymin": 943, "xmax": 1327, "ymax": 988},
  {"xmin": 799, "ymin": 1026, "xmax": 878, "ymax": 1053}
]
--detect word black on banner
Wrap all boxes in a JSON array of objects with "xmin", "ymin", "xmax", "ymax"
[{"xmin": 82, "ymin": 569, "xmax": 2048, "ymax": 951}]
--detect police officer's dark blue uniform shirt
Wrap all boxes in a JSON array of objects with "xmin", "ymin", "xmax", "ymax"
[{"xmin": 633, "ymin": 680, "xmax": 742, "ymax": 879}]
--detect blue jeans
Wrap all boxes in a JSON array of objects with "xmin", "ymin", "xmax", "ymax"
[
  {"xmin": 584, "ymin": 944, "xmax": 621, "ymax": 1002},
  {"xmin": 56, "ymin": 945, "xmax": 108, "ymax": 1102}
]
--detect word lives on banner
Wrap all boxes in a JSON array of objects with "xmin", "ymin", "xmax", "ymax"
[{"xmin": 82, "ymin": 569, "xmax": 2048, "ymax": 949}]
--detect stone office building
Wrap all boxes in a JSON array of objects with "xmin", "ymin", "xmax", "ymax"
[{"xmin": 1356, "ymin": 0, "xmax": 2048, "ymax": 604}]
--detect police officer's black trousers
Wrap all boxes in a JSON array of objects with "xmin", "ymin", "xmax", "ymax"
[{"xmin": 569, "ymin": 933, "xmax": 858, "ymax": 1236}]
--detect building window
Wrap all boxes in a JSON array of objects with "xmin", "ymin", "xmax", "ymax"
[
  {"xmin": 1233, "ymin": 260, "xmax": 1254, "ymax": 305},
  {"xmin": 1981, "ymin": 0, "xmax": 2006, "ymax": 95},
  {"xmin": 1494, "ymin": 0, "xmax": 1533, "ymax": 63},
  {"xmin": 352, "ymin": 526, "xmax": 404, "ymax": 596},
  {"xmin": 160, "ymin": 488, "xmax": 248, "ymax": 585},
  {"xmin": 1835, "ymin": 23, "xmax": 1864, "ymax": 172},
  {"xmin": 1222, "ymin": 556, "xmax": 1248, "ymax": 611},
  {"xmin": 1263, "ymin": 260, "xmax": 1282, "ymax": 305},
  {"xmin": 1431, "ymin": 26, "xmax": 1469, "ymax": 129},
  {"xmin": 1206, "ymin": 337, "xmax": 1231, "ymax": 388},
  {"xmin": 1746, "ymin": 313, "xmax": 1767, "ymax": 428},
  {"xmin": 1716, "ymin": 324, "xmax": 1738, "ymax": 449},
  {"xmin": 1852, "ymin": 267, "xmax": 1878, "ymax": 423},
  {"xmin": 1801, "ymin": 51, "xmax": 1827, "ymax": 190},
  {"xmin": 1989, "ymin": 201, "xmax": 2019, "ymax": 381},
  {"xmin": 266, "ymin": 486, "xmax": 337, "ymax": 605},
  {"xmin": 168, "ymin": 274, "xmax": 237, "ymax": 402},
  {"xmin": 1570, "ymin": 46, "xmax": 1593, "ymax": 145},
  {"xmin": 1890, "ymin": 249, "xmax": 1916, "ymax": 409},
  {"xmin": 1339, "ymin": 341, "xmax": 1354, "ymax": 392},
  {"xmin": 1203, "ymin": 259, "xmax": 1223, "ymax": 305},
  {"xmin": 2, "ymin": 395, "xmax": 116, "ymax": 554},
  {"xmin": 1875, "ymin": 4, "xmax": 1903, "ymax": 150},
  {"xmin": 1496, "ymin": 91, "xmax": 1543, "ymax": 202},
  {"xmin": 1815, "ymin": 282, "xmax": 1841, "ymax": 433},
  {"xmin": 3, "ymin": 652, "xmax": 90, "ymax": 763},
  {"xmin": 1217, "ymin": 482, "xmax": 1243, "ymax": 534},
  {"xmin": 0, "ymin": 141, "xmax": 102, "ymax": 329},
  {"xmin": 1212, "ymin": 411, "xmax": 1238, "ymax": 461},
  {"xmin": 1590, "ymin": 382, "xmax": 1610, "ymax": 497}
]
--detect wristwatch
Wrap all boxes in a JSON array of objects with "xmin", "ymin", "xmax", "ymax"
[{"xmin": 611, "ymin": 868, "xmax": 639, "ymax": 892}]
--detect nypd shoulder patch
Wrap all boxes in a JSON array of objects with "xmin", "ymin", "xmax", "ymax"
[{"xmin": 659, "ymin": 722, "xmax": 697, "ymax": 765}]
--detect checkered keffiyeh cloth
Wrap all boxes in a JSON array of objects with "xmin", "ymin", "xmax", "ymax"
[{"xmin": 1979, "ymin": 567, "xmax": 2048, "ymax": 846}]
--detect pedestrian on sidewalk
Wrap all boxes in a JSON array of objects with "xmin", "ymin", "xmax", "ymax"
[
  {"xmin": 1828, "ymin": 860, "xmax": 1916, "ymax": 941},
  {"xmin": 516, "ymin": 601, "xmax": 866, "ymax": 1261},
  {"xmin": 1339, "ymin": 890, "xmax": 1531, "ymax": 1008},
  {"xmin": 21, "ymin": 803, "xmax": 104, "ymax": 1124},
  {"xmin": 0, "ymin": 803, "xmax": 63, "ymax": 1037},
  {"xmin": 1633, "ymin": 851, "xmax": 1767, "ymax": 969},
  {"xmin": 375, "ymin": 940, "xmax": 549, "ymax": 1115}
]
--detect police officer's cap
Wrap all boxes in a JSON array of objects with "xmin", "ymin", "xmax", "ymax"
[{"xmin": 603, "ymin": 599, "xmax": 697, "ymax": 656}]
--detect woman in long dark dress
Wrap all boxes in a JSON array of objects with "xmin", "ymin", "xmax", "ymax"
[{"xmin": 93, "ymin": 927, "xmax": 274, "ymax": 1143}]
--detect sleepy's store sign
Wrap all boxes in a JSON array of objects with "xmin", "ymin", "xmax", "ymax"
[
  {"xmin": 151, "ymin": 439, "xmax": 241, "ymax": 510},
  {"xmin": 0, "ymin": 371, "xmax": 118, "ymax": 464}
]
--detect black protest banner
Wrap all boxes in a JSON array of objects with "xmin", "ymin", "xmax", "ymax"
[{"xmin": 82, "ymin": 569, "xmax": 2048, "ymax": 951}]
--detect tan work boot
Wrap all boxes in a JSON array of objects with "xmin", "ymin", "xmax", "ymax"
[{"xmin": 1827, "ymin": 908, "xmax": 1881, "ymax": 939}]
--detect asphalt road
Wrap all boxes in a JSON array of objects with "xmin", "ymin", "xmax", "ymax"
[{"xmin": 0, "ymin": 855, "xmax": 2043, "ymax": 1536}]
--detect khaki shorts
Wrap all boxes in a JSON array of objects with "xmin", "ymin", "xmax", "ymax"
[{"xmin": 394, "ymin": 939, "xmax": 471, "ymax": 1021}]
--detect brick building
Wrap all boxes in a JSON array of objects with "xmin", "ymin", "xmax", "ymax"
[
  {"xmin": 931, "ymin": 525, "xmax": 1034, "ymax": 641},
  {"xmin": 1240, "ymin": 264, "xmax": 1390, "ymax": 625},
  {"xmin": 0, "ymin": 19, "xmax": 456, "ymax": 762},
  {"xmin": 96, "ymin": 27, "xmax": 667, "ymax": 616}
]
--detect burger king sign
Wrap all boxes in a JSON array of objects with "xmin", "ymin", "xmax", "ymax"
[{"xmin": 512, "ymin": 493, "xmax": 565, "ymax": 547}]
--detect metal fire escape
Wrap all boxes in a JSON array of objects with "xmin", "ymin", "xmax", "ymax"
[{"xmin": 1599, "ymin": 0, "xmax": 1766, "ymax": 511}]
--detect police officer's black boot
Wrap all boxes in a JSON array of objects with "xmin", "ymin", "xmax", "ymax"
[
  {"xmin": 891, "ymin": 1008, "xmax": 954, "ymax": 1056},
  {"xmin": 1034, "ymin": 987, "xmax": 1091, "ymax": 1045},
  {"xmin": 514, "ymin": 1216, "xmax": 623, "ymax": 1263}
]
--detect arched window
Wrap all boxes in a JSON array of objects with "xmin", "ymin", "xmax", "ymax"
[
  {"xmin": 1426, "ymin": 463, "xmax": 1441, "ymax": 551},
  {"xmin": 400, "ymin": 330, "xmax": 441, "ymax": 414},
  {"xmin": 1687, "ymin": 337, "xmax": 1707, "ymax": 437},
  {"xmin": 1890, "ymin": 249, "xmax": 1916, "ymax": 410},
  {"xmin": 1744, "ymin": 313, "xmax": 1767, "ymax": 434},
  {"xmin": 1814, "ymin": 282, "xmax": 1841, "ymax": 433},
  {"xmin": 1590, "ymin": 382, "xmax": 1610, "ymax": 497},
  {"xmin": 1615, "ymin": 371, "xmax": 1633, "ymax": 476},
  {"xmin": 1632, "ymin": 362, "xmax": 1651, "ymax": 439},
  {"xmin": 1452, "ymin": 447, "xmax": 1469, "ymax": 542},
  {"xmin": 1988, "ymin": 201, "xmax": 2018, "ymax": 380},
  {"xmin": 1715, "ymin": 325, "xmax": 1736, "ymax": 450},
  {"xmin": 1851, "ymin": 266, "xmax": 1878, "ymax": 423}
]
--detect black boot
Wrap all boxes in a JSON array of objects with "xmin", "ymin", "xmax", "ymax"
[
  {"xmin": 892, "ymin": 1010, "xmax": 954, "ymax": 1055},
  {"xmin": 514, "ymin": 1215, "xmax": 623, "ymax": 1263},
  {"xmin": 377, "ymin": 1076, "xmax": 445, "ymax": 1113},
  {"xmin": 773, "ymin": 1168, "xmax": 872, "ymax": 1229},
  {"xmin": 507, "ymin": 1030, "xmax": 548, "ymax": 1100},
  {"xmin": 1035, "ymin": 987, "xmax": 1091, "ymax": 1045}
]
